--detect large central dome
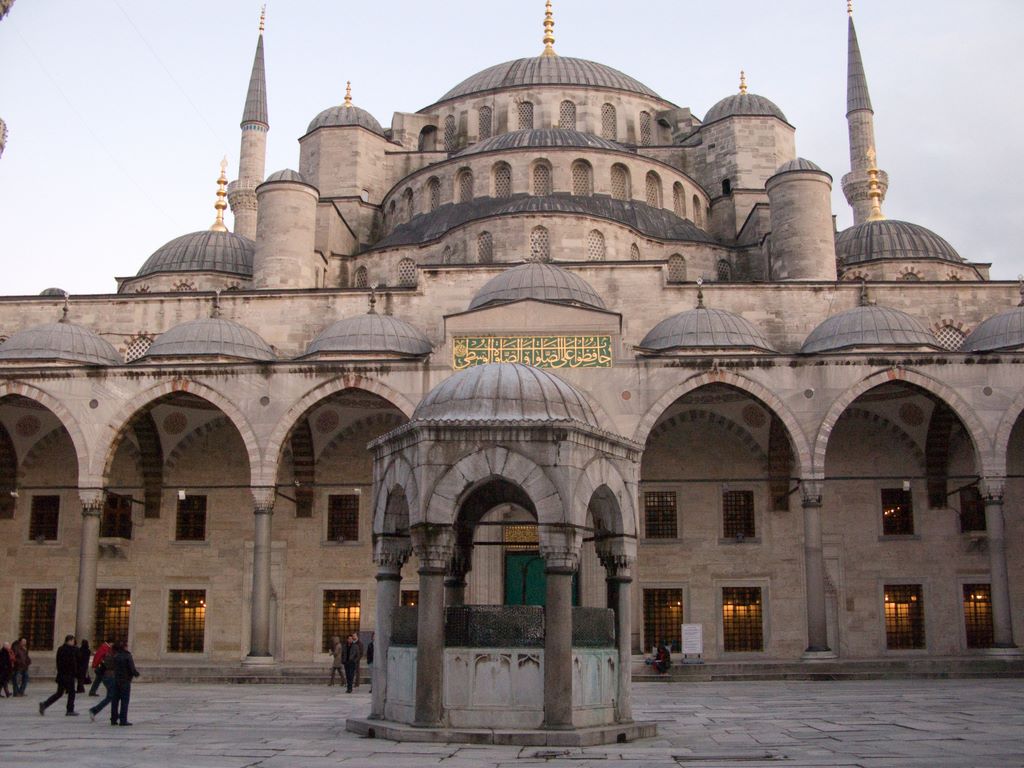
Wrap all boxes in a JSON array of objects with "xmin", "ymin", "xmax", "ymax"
[{"xmin": 432, "ymin": 56, "xmax": 662, "ymax": 105}]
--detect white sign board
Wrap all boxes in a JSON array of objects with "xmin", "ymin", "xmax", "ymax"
[{"xmin": 682, "ymin": 623, "xmax": 703, "ymax": 656}]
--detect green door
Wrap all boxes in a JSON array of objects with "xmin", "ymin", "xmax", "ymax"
[{"xmin": 505, "ymin": 552, "xmax": 546, "ymax": 606}]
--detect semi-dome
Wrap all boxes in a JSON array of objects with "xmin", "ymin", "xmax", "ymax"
[
  {"xmin": 704, "ymin": 92, "xmax": 787, "ymax": 125},
  {"xmin": 772, "ymin": 158, "xmax": 827, "ymax": 176},
  {"xmin": 456, "ymin": 128, "xmax": 624, "ymax": 157},
  {"xmin": 39, "ymin": 287, "xmax": 66, "ymax": 297},
  {"xmin": 263, "ymin": 168, "xmax": 308, "ymax": 184},
  {"xmin": 0, "ymin": 322, "xmax": 122, "ymax": 366},
  {"xmin": 469, "ymin": 263, "xmax": 606, "ymax": 311},
  {"xmin": 962, "ymin": 306, "xmax": 1024, "ymax": 353},
  {"xmin": 142, "ymin": 318, "xmax": 275, "ymax": 361},
  {"xmin": 304, "ymin": 312, "xmax": 432, "ymax": 358},
  {"xmin": 434, "ymin": 56, "xmax": 661, "ymax": 105},
  {"xmin": 306, "ymin": 104, "xmax": 384, "ymax": 136},
  {"xmin": 836, "ymin": 219, "xmax": 963, "ymax": 265},
  {"xmin": 638, "ymin": 307, "xmax": 774, "ymax": 353},
  {"xmin": 137, "ymin": 230, "xmax": 254, "ymax": 278},
  {"xmin": 801, "ymin": 305, "xmax": 939, "ymax": 354},
  {"xmin": 412, "ymin": 362, "xmax": 598, "ymax": 426}
]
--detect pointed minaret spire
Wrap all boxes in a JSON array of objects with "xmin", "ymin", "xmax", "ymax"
[
  {"xmin": 227, "ymin": 8, "xmax": 270, "ymax": 241},
  {"xmin": 841, "ymin": 2, "xmax": 888, "ymax": 225},
  {"xmin": 211, "ymin": 157, "xmax": 230, "ymax": 232},
  {"xmin": 541, "ymin": 1, "xmax": 556, "ymax": 57}
]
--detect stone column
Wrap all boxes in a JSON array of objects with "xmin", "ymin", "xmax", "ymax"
[
  {"xmin": 246, "ymin": 487, "xmax": 275, "ymax": 661},
  {"xmin": 411, "ymin": 524, "xmax": 454, "ymax": 727},
  {"xmin": 981, "ymin": 478, "xmax": 1017, "ymax": 649},
  {"xmin": 444, "ymin": 545, "xmax": 471, "ymax": 607},
  {"xmin": 598, "ymin": 537, "xmax": 636, "ymax": 724},
  {"xmin": 541, "ymin": 530, "xmax": 581, "ymax": 730},
  {"xmin": 801, "ymin": 481, "xmax": 833, "ymax": 656},
  {"xmin": 371, "ymin": 535, "xmax": 411, "ymax": 719},
  {"xmin": 74, "ymin": 489, "xmax": 104, "ymax": 643}
]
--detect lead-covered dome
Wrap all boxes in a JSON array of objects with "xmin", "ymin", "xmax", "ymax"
[
  {"xmin": 434, "ymin": 56, "xmax": 661, "ymax": 105},
  {"xmin": 772, "ymin": 158, "xmax": 827, "ymax": 176},
  {"xmin": 142, "ymin": 318, "xmax": 275, "ymax": 361},
  {"xmin": 801, "ymin": 305, "xmax": 939, "ymax": 354},
  {"xmin": 412, "ymin": 362, "xmax": 597, "ymax": 426},
  {"xmin": 836, "ymin": 219, "xmax": 963, "ymax": 265},
  {"xmin": 137, "ymin": 230, "xmax": 254, "ymax": 278},
  {"xmin": 306, "ymin": 104, "xmax": 384, "ymax": 136},
  {"xmin": 304, "ymin": 312, "xmax": 432, "ymax": 358},
  {"xmin": 962, "ymin": 306, "xmax": 1024, "ymax": 353},
  {"xmin": 264, "ymin": 168, "xmax": 308, "ymax": 184},
  {"xmin": 456, "ymin": 128, "xmax": 623, "ymax": 157},
  {"xmin": 638, "ymin": 307, "xmax": 774, "ymax": 353},
  {"xmin": 704, "ymin": 92, "xmax": 787, "ymax": 125},
  {"xmin": 0, "ymin": 322, "xmax": 122, "ymax": 366},
  {"xmin": 469, "ymin": 263, "xmax": 606, "ymax": 311}
]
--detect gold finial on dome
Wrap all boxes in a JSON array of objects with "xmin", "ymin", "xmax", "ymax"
[
  {"xmin": 259, "ymin": 5, "xmax": 266, "ymax": 33},
  {"xmin": 739, "ymin": 70, "xmax": 748, "ymax": 95},
  {"xmin": 865, "ymin": 147, "xmax": 885, "ymax": 222},
  {"xmin": 344, "ymin": 81, "xmax": 353, "ymax": 108},
  {"xmin": 210, "ymin": 157, "xmax": 229, "ymax": 233},
  {"xmin": 847, "ymin": 0, "xmax": 854, "ymax": 17},
  {"xmin": 541, "ymin": 0, "xmax": 556, "ymax": 57}
]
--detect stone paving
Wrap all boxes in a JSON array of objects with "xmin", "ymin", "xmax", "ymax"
[{"xmin": 0, "ymin": 679, "xmax": 1021, "ymax": 767}]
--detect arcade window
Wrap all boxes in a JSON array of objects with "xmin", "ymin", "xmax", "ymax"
[
  {"xmin": 19, "ymin": 588, "xmax": 57, "ymax": 650},
  {"xmin": 29, "ymin": 494, "xmax": 60, "ymax": 541},
  {"xmin": 642, "ymin": 588, "xmax": 682, "ymax": 652},
  {"xmin": 167, "ymin": 589, "xmax": 206, "ymax": 652},
  {"xmin": 322, "ymin": 590, "xmax": 360, "ymax": 653},
  {"xmin": 958, "ymin": 487, "xmax": 986, "ymax": 533},
  {"xmin": 95, "ymin": 588, "xmax": 131, "ymax": 644},
  {"xmin": 722, "ymin": 490, "xmax": 755, "ymax": 540},
  {"xmin": 962, "ymin": 583, "xmax": 994, "ymax": 649},
  {"xmin": 881, "ymin": 489, "xmax": 914, "ymax": 535},
  {"xmin": 644, "ymin": 491, "xmax": 677, "ymax": 539},
  {"xmin": 722, "ymin": 586, "xmax": 764, "ymax": 652},
  {"xmin": 401, "ymin": 590, "xmax": 419, "ymax": 607},
  {"xmin": 327, "ymin": 494, "xmax": 359, "ymax": 543},
  {"xmin": 884, "ymin": 584, "xmax": 925, "ymax": 649},
  {"xmin": 100, "ymin": 492, "xmax": 133, "ymax": 539},
  {"xmin": 175, "ymin": 495, "xmax": 207, "ymax": 541}
]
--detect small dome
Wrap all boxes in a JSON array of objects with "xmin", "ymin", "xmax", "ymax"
[
  {"xmin": 306, "ymin": 104, "xmax": 384, "ymax": 136},
  {"xmin": 143, "ymin": 318, "xmax": 275, "ymax": 361},
  {"xmin": 639, "ymin": 307, "xmax": 774, "ymax": 353},
  {"xmin": 0, "ymin": 322, "xmax": 122, "ymax": 366},
  {"xmin": 456, "ymin": 129, "xmax": 623, "ymax": 157},
  {"xmin": 137, "ymin": 230, "xmax": 254, "ymax": 278},
  {"xmin": 962, "ymin": 306, "xmax": 1024, "ymax": 353},
  {"xmin": 704, "ymin": 92, "xmax": 787, "ymax": 125},
  {"xmin": 836, "ymin": 219, "xmax": 963, "ymax": 265},
  {"xmin": 39, "ymin": 287, "xmax": 66, "ymax": 297},
  {"xmin": 264, "ymin": 168, "xmax": 308, "ymax": 184},
  {"xmin": 772, "ymin": 158, "xmax": 828, "ymax": 176},
  {"xmin": 305, "ymin": 313, "xmax": 432, "ymax": 358},
  {"xmin": 413, "ymin": 363, "xmax": 598, "ymax": 426},
  {"xmin": 801, "ymin": 305, "xmax": 939, "ymax": 354},
  {"xmin": 469, "ymin": 263, "xmax": 606, "ymax": 311}
]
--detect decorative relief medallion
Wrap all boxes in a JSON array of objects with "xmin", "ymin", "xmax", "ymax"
[
  {"xmin": 898, "ymin": 402, "xmax": 924, "ymax": 427},
  {"xmin": 315, "ymin": 409, "xmax": 340, "ymax": 434},
  {"xmin": 453, "ymin": 335, "xmax": 612, "ymax": 370},
  {"xmin": 15, "ymin": 415, "xmax": 40, "ymax": 437},
  {"xmin": 742, "ymin": 404, "xmax": 766, "ymax": 428},
  {"xmin": 162, "ymin": 411, "xmax": 188, "ymax": 435}
]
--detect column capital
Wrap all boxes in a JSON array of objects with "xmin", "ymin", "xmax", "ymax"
[
  {"xmin": 411, "ymin": 524, "xmax": 455, "ymax": 571},
  {"xmin": 79, "ymin": 488, "xmax": 104, "ymax": 516},
  {"xmin": 251, "ymin": 486, "xmax": 275, "ymax": 514},
  {"xmin": 595, "ymin": 535, "xmax": 636, "ymax": 578},
  {"xmin": 800, "ymin": 479, "xmax": 823, "ymax": 508},
  {"xmin": 980, "ymin": 477, "xmax": 1005, "ymax": 504},
  {"xmin": 447, "ymin": 544, "xmax": 472, "ymax": 580},
  {"xmin": 541, "ymin": 544, "xmax": 580, "ymax": 573},
  {"xmin": 374, "ymin": 534, "xmax": 412, "ymax": 569}
]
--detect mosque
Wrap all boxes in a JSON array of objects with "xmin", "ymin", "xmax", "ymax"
[{"xmin": 0, "ymin": 2, "xmax": 1021, "ymax": 717}]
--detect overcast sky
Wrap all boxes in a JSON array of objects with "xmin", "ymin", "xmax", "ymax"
[{"xmin": 1, "ymin": 0, "xmax": 1022, "ymax": 296}]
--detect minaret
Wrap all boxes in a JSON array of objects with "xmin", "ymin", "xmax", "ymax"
[
  {"xmin": 227, "ymin": 7, "xmax": 269, "ymax": 241},
  {"xmin": 841, "ymin": 1, "xmax": 888, "ymax": 225}
]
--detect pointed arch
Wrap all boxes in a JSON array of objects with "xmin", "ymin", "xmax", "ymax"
[
  {"xmin": 992, "ymin": 387, "xmax": 1024, "ymax": 477},
  {"xmin": 374, "ymin": 453, "xmax": 420, "ymax": 536},
  {"xmin": 571, "ymin": 456, "xmax": 637, "ymax": 536},
  {"xmin": 0, "ymin": 381, "xmax": 90, "ymax": 486}
]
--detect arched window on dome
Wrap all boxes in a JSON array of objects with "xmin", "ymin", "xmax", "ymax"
[
  {"xmin": 493, "ymin": 162, "xmax": 512, "ymax": 198},
  {"xmin": 668, "ymin": 254, "xmax": 687, "ymax": 283},
  {"xmin": 571, "ymin": 160, "xmax": 593, "ymax": 196},
  {"xmin": 387, "ymin": 200, "xmax": 397, "ymax": 229},
  {"xmin": 457, "ymin": 169, "xmax": 474, "ymax": 203},
  {"xmin": 673, "ymin": 183, "xmax": 686, "ymax": 218},
  {"xmin": 124, "ymin": 333, "xmax": 154, "ymax": 363},
  {"xmin": 397, "ymin": 258, "xmax": 417, "ymax": 287},
  {"xmin": 402, "ymin": 188, "xmax": 414, "ymax": 222},
  {"xmin": 353, "ymin": 266, "xmax": 369, "ymax": 288},
  {"xmin": 477, "ymin": 231, "xmax": 494, "ymax": 264},
  {"xmin": 935, "ymin": 324, "xmax": 966, "ymax": 351},
  {"xmin": 532, "ymin": 161, "xmax": 553, "ymax": 196},
  {"xmin": 478, "ymin": 106, "xmax": 493, "ymax": 140},
  {"xmin": 529, "ymin": 226, "xmax": 550, "ymax": 262},
  {"xmin": 427, "ymin": 177, "xmax": 441, "ymax": 211},
  {"xmin": 559, "ymin": 100, "xmax": 576, "ymax": 130},
  {"xmin": 901, "ymin": 271, "xmax": 922, "ymax": 281},
  {"xmin": 586, "ymin": 230, "xmax": 606, "ymax": 261},
  {"xmin": 518, "ymin": 101, "xmax": 534, "ymax": 130},
  {"xmin": 717, "ymin": 259, "xmax": 732, "ymax": 282},
  {"xmin": 442, "ymin": 245, "xmax": 454, "ymax": 264},
  {"xmin": 646, "ymin": 171, "xmax": 662, "ymax": 208},
  {"xmin": 443, "ymin": 115, "xmax": 457, "ymax": 152},
  {"xmin": 630, "ymin": 243, "xmax": 641, "ymax": 261},
  {"xmin": 693, "ymin": 195, "xmax": 703, "ymax": 227},
  {"xmin": 611, "ymin": 164, "xmax": 630, "ymax": 201},
  {"xmin": 173, "ymin": 280, "xmax": 196, "ymax": 292},
  {"xmin": 639, "ymin": 111, "xmax": 653, "ymax": 146},
  {"xmin": 601, "ymin": 103, "xmax": 617, "ymax": 140}
]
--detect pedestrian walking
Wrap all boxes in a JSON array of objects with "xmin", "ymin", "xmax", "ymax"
[
  {"xmin": 0, "ymin": 641, "xmax": 12, "ymax": 697},
  {"xmin": 108, "ymin": 641, "xmax": 139, "ymax": 726},
  {"xmin": 76, "ymin": 638, "xmax": 91, "ymax": 693},
  {"xmin": 12, "ymin": 637, "xmax": 31, "ymax": 696},
  {"xmin": 88, "ymin": 639, "xmax": 112, "ymax": 696},
  {"xmin": 329, "ymin": 636, "xmax": 344, "ymax": 687},
  {"xmin": 39, "ymin": 634, "xmax": 79, "ymax": 716},
  {"xmin": 342, "ymin": 633, "xmax": 363, "ymax": 693},
  {"xmin": 88, "ymin": 643, "xmax": 119, "ymax": 725}
]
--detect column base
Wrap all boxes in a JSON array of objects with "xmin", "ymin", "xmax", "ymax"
[
  {"xmin": 347, "ymin": 717, "xmax": 657, "ymax": 746},
  {"xmin": 241, "ymin": 655, "xmax": 277, "ymax": 667},
  {"xmin": 801, "ymin": 649, "xmax": 838, "ymax": 661},
  {"xmin": 981, "ymin": 646, "xmax": 1022, "ymax": 657}
]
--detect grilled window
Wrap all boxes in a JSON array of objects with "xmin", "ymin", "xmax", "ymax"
[
  {"xmin": 571, "ymin": 160, "xmax": 593, "ymax": 196},
  {"xmin": 95, "ymin": 589, "xmax": 131, "ymax": 644},
  {"xmin": 322, "ymin": 589, "xmax": 360, "ymax": 652},
  {"xmin": 443, "ymin": 115, "xmax": 457, "ymax": 152},
  {"xmin": 427, "ymin": 177, "xmax": 441, "ymax": 211},
  {"xmin": 19, "ymin": 588, "xmax": 57, "ymax": 650},
  {"xmin": 327, "ymin": 494, "xmax": 359, "ymax": 542},
  {"xmin": 601, "ymin": 103, "xmax": 617, "ymax": 139},
  {"xmin": 611, "ymin": 164, "xmax": 629, "ymax": 200},
  {"xmin": 645, "ymin": 171, "xmax": 662, "ymax": 208},
  {"xmin": 639, "ymin": 110, "xmax": 653, "ymax": 146},
  {"xmin": 397, "ymin": 258, "xmax": 417, "ymax": 287},
  {"xmin": 667, "ymin": 254, "xmax": 687, "ymax": 283},
  {"xmin": 494, "ymin": 162, "xmax": 512, "ymax": 198},
  {"xmin": 643, "ymin": 588, "xmax": 683, "ymax": 652},
  {"xmin": 881, "ymin": 488, "xmax": 914, "ymax": 535},
  {"xmin": 401, "ymin": 590, "xmax": 419, "ymax": 607},
  {"xmin": 124, "ymin": 334, "xmax": 153, "ymax": 362},
  {"xmin": 693, "ymin": 195, "xmax": 703, "ymax": 226},
  {"xmin": 457, "ymin": 170, "xmax": 474, "ymax": 203},
  {"xmin": 958, "ymin": 486, "xmax": 986, "ymax": 532},
  {"xmin": 175, "ymin": 495, "xmax": 207, "ymax": 541},
  {"xmin": 29, "ymin": 495, "xmax": 59, "ymax": 541},
  {"xmin": 558, "ymin": 100, "xmax": 576, "ymax": 130},
  {"xmin": 673, "ymin": 183, "xmax": 686, "ymax": 217},
  {"xmin": 963, "ymin": 583, "xmax": 994, "ymax": 649},
  {"xmin": 717, "ymin": 259, "xmax": 733, "ymax": 282},
  {"xmin": 722, "ymin": 586, "xmax": 764, "ymax": 652},
  {"xmin": 935, "ymin": 324, "xmax": 966, "ymax": 351},
  {"xmin": 477, "ymin": 231, "xmax": 494, "ymax": 264},
  {"xmin": 478, "ymin": 106, "xmax": 493, "ymax": 139},
  {"xmin": 884, "ymin": 584, "xmax": 925, "ymax": 649},
  {"xmin": 529, "ymin": 226, "xmax": 550, "ymax": 262},
  {"xmin": 644, "ymin": 490, "xmax": 677, "ymax": 538},
  {"xmin": 100, "ymin": 492, "xmax": 133, "ymax": 539},
  {"xmin": 517, "ymin": 101, "xmax": 534, "ymax": 130},
  {"xmin": 630, "ymin": 243, "xmax": 641, "ymax": 261},
  {"xmin": 585, "ymin": 230, "xmax": 606, "ymax": 261},
  {"xmin": 442, "ymin": 245, "xmax": 454, "ymax": 264},
  {"xmin": 722, "ymin": 490, "xmax": 755, "ymax": 539},
  {"xmin": 353, "ymin": 266, "xmax": 369, "ymax": 288},
  {"xmin": 167, "ymin": 589, "xmax": 206, "ymax": 652},
  {"xmin": 533, "ymin": 163, "xmax": 552, "ymax": 196}
]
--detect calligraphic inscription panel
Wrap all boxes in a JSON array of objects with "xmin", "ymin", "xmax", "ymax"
[{"xmin": 453, "ymin": 335, "xmax": 612, "ymax": 370}]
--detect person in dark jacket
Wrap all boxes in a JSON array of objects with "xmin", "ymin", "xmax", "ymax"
[
  {"xmin": 109, "ymin": 642, "xmax": 140, "ymax": 726},
  {"xmin": 0, "ymin": 641, "xmax": 12, "ymax": 696},
  {"xmin": 76, "ymin": 639, "xmax": 91, "ymax": 693},
  {"xmin": 12, "ymin": 637, "xmax": 30, "ymax": 696},
  {"xmin": 342, "ymin": 633, "xmax": 363, "ymax": 693},
  {"xmin": 39, "ymin": 634, "xmax": 79, "ymax": 715}
]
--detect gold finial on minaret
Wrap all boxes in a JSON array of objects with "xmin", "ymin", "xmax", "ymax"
[
  {"xmin": 344, "ymin": 81, "xmax": 353, "ymax": 108},
  {"xmin": 739, "ymin": 70, "xmax": 748, "ymax": 95},
  {"xmin": 259, "ymin": 5, "xmax": 266, "ymax": 33},
  {"xmin": 865, "ymin": 147, "xmax": 885, "ymax": 222},
  {"xmin": 847, "ymin": 0, "xmax": 854, "ymax": 17},
  {"xmin": 541, "ymin": 1, "xmax": 556, "ymax": 57},
  {"xmin": 211, "ymin": 157, "xmax": 229, "ymax": 232}
]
